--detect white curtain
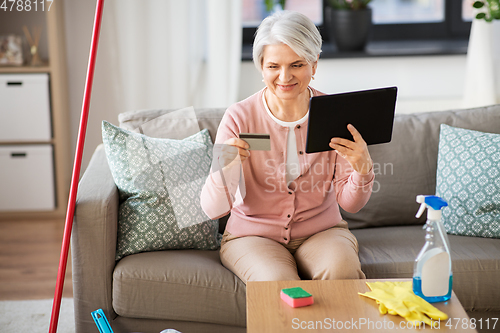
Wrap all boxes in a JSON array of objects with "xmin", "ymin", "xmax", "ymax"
[{"xmin": 102, "ymin": 0, "xmax": 242, "ymax": 111}]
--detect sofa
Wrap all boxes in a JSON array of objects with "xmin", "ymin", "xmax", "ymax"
[{"xmin": 72, "ymin": 103, "xmax": 500, "ymax": 333}]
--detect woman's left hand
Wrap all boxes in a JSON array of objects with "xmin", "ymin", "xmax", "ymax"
[{"xmin": 329, "ymin": 124, "xmax": 373, "ymax": 175}]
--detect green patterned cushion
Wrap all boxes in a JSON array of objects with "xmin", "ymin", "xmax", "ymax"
[
  {"xmin": 102, "ymin": 121, "xmax": 220, "ymax": 260},
  {"xmin": 436, "ymin": 124, "xmax": 500, "ymax": 238}
]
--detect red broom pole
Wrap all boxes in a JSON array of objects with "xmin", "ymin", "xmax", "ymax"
[{"xmin": 49, "ymin": 0, "xmax": 105, "ymax": 332}]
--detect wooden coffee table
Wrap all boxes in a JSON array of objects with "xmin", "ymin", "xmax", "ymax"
[{"xmin": 247, "ymin": 279, "xmax": 477, "ymax": 332}]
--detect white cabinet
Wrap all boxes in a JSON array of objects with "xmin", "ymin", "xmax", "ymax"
[
  {"xmin": 0, "ymin": 74, "xmax": 52, "ymax": 141},
  {"xmin": 0, "ymin": 145, "xmax": 55, "ymax": 211},
  {"xmin": 0, "ymin": 2, "xmax": 70, "ymax": 218},
  {"xmin": 0, "ymin": 73, "xmax": 55, "ymax": 212}
]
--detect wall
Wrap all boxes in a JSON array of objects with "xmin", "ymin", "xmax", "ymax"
[{"xmin": 64, "ymin": 0, "xmax": 125, "ymax": 174}]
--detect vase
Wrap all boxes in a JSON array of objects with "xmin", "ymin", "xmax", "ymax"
[
  {"xmin": 463, "ymin": 19, "xmax": 500, "ymax": 108},
  {"xmin": 326, "ymin": 7, "xmax": 372, "ymax": 52}
]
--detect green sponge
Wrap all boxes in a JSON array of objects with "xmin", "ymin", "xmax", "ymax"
[{"xmin": 280, "ymin": 287, "xmax": 314, "ymax": 308}]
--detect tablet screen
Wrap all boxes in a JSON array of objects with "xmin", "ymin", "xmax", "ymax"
[{"xmin": 305, "ymin": 87, "xmax": 398, "ymax": 154}]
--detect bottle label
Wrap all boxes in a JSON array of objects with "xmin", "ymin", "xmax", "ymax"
[{"xmin": 421, "ymin": 251, "xmax": 450, "ymax": 297}]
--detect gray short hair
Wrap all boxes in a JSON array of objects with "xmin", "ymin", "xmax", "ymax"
[{"xmin": 253, "ymin": 11, "xmax": 322, "ymax": 72}]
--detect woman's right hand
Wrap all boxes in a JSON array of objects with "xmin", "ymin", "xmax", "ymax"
[{"xmin": 219, "ymin": 138, "xmax": 251, "ymax": 168}]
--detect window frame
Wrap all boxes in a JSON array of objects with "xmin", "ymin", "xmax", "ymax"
[{"xmin": 242, "ymin": 0, "xmax": 471, "ymax": 51}]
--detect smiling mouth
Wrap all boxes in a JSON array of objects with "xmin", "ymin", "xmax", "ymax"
[{"xmin": 277, "ymin": 83, "xmax": 297, "ymax": 90}]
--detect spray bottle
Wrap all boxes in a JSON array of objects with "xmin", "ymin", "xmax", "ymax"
[{"xmin": 413, "ymin": 195, "xmax": 452, "ymax": 303}]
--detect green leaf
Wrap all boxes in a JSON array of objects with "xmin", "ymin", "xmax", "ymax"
[
  {"xmin": 473, "ymin": 1, "xmax": 485, "ymax": 8},
  {"xmin": 476, "ymin": 12, "xmax": 487, "ymax": 19},
  {"xmin": 328, "ymin": 0, "xmax": 353, "ymax": 10},
  {"xmin": 264, "ymin": 0, "xmax": 273, "ymax": 12}
]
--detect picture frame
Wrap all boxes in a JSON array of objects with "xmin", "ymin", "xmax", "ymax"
[{"xmin": 0, "ymin": 35, "xmax": 24, "ymax": 66}]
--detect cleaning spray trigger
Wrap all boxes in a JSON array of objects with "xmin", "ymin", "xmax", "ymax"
[
  {"xmin": 416, "ymin": 195, "xmax": 427, "ymax": 218},
  {"xmin": 415, "ymin": 195, "xmax": 448, "ymax": 221}
]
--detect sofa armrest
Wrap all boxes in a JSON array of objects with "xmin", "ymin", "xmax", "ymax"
[{"xmin": 71, "ymin": 144, "xmax": 119, "ymax": 333}]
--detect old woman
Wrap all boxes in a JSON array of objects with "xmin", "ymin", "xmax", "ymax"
[{"xmin": 201, "ymin": 10, "xmax": 374, "ymax": 283}]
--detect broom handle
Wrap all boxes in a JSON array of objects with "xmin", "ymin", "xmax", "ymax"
[{"xmin": 49, "ymin": 0, "xmax": 105, "ymax": 332}]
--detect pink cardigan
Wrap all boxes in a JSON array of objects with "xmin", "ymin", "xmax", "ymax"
[{"xmin": 201, "ymin": 87, "xmax": 374, "ymax": 244}]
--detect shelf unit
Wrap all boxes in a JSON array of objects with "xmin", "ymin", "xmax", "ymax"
[{"xmin": 0, "ymin": 2, "xmax": 71, "ymax": 220}]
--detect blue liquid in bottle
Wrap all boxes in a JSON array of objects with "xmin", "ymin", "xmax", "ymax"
[{"xmin": 413, "ymin": 275, "xmax": 453, "ymax": 303}]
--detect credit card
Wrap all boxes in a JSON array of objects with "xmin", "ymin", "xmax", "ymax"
[{"xmin": 239, "ymin": 133, "xmax": 271, "ymax": 151}]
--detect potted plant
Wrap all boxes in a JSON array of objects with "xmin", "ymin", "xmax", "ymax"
[
  {"xmin": 473, "ymin": 0, "xmax": 500, "ymax": 21},
  {"xmin": 264, "ymin": 0, "xmax": 286, "ymax": 13},
  {"xmin": 326, "ymin": 0, "xmax": 373, "ymax": 52}
]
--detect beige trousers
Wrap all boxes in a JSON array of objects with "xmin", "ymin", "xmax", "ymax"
[{"xmin": 219, "ymin": 221, "xmax": 365, "ymax": 284}]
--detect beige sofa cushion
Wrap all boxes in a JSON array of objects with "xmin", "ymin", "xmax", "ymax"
[
  {"xmin": 112, "ymin": 250, "xmax": 246, "ymax": 327},
  {"xmin": 118, "ymin": 107, "xmax": 226, "ymax": 144}
]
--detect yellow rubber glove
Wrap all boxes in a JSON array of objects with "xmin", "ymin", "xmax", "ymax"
[{"xmin": 358, "ymin": 281, "xmax": 448, "ymax": 327}]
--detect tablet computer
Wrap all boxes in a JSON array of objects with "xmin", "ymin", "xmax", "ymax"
[{"xmin": 305, "ymin": 86, "xmax": 398, "ymax": 154}]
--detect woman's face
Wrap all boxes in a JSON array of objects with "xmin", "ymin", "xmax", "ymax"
[{"xmin": 261, "ymin": 43, "xmax": 317, "ymax": 102}]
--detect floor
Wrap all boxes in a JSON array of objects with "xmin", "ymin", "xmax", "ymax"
[{"xmin": 0, "ymin": 219, "xmax": 73, "ymax": 300}]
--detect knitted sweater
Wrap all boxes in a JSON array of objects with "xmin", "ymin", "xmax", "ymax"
[{"xmin": 201, "ymin": 87, "xmax": 374, "ymax": 244}]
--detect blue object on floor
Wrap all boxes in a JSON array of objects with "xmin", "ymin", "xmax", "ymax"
[{"xmin": 91, "ymin": 309, "xmax": 114, "ymax": 333}]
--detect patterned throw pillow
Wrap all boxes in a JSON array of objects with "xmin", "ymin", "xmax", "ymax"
[
  {"xmin": 102, "ymin": 121, "xmax": 221, "ymax": 260},
  {"xmin": 436, "ymin": 124, "xmax": 500, "ymax": 238}
]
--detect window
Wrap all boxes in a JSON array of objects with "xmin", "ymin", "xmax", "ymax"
[
  {"xmin": 462, "ymin": 0, "xmax": 475, "ymax": 21},
  {"xmin": 369, "ymin": 0, "xmax": 471, "ymax": 40},
  {"xmin": 371, "ymin": 0, "xmax": 445, "ymax": 24},
  {"xmin": 242, "ymin": 0, "xmax": 323, "ymax": 27},
  {"xmin": 242, "ymin": 0, "xmax": 472, "ymax": 55},
  {"xmin": 242, "ymin": 0, "xmax": 323, "ymax": 44}
]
